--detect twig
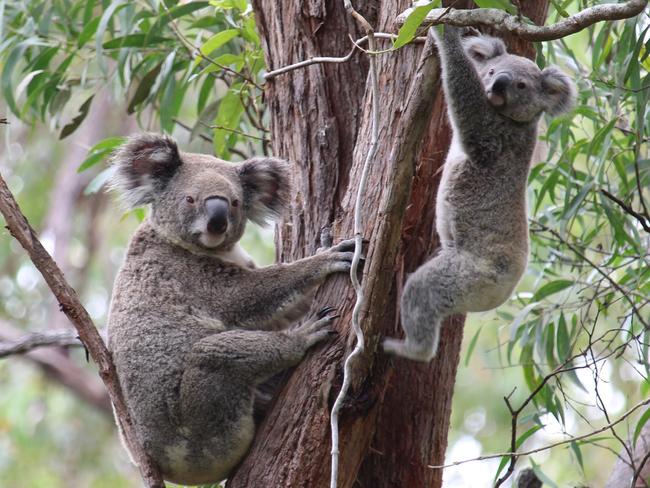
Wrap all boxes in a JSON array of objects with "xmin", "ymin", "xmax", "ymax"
[
  {"xmin": 600, "ymin": 189, "xmax": 650, "ymax": 233},
  {"xmin": 632, "ymin": 448, "xmax": 650, "ymax": 488},
  {"xmin": 209, "ymin": 125, "xmax": 270, "ymax": 143},
  {"xmin": 496, "ymin": 392, "xmax": 519, "ymax": 487},
  {"xmin": 634, "ymin": 157, "xmax": 650, "ymax": 223},
  {"xmin": 0, "ymin": 173, "xmax": 165, "ymax": 487},
  {"xmin": 0, "ymin": 328, "xmax": 108, "ymax": 358},
  {"xmin": 264, "ymin": 33, "xmax": 426, "ymax": 80},
  {"xmin": 0, "ymin": 117, "xmax": 7, "ymax": 124},
  {"xmin": 395, "ymin": 0, "xmax": 649, "ymax": 41},
  {"xmin": 329, "ymin": 3, "xmax": 378, "ymax": 488},
  {"xmin": 429, "ymin": 395, "xmax": 650, "ymax": 469}
]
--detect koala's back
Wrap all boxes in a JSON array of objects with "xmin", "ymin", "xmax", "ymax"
[{"xmin": 108, "ymin": 223, "xmax": 254, "ymax": 483}]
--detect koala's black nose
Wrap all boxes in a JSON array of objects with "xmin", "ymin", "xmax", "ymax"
[
  {"xmin": 492, "ymin": 73, "xmax": 513, "ymax": 94},
  {"xmin": 205, "ymin": 197, "xmax": 229, "ymax": 234}
]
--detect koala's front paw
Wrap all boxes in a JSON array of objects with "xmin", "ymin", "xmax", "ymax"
[
  {"xmin": 295, "ymin": 307, "xmax": 339, "ymax": 348},
  {"xmin": 320, "ymin": 238, "xmax": 364, "ymax": 275}
]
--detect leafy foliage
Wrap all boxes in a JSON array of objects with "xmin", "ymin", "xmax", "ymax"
[
  {"xmin": 0, "ymin": 0, "xmax": 267, "ymax": 160},
  {"xmin": 1, "ymin": 1, "xmax": 649, "ymax": 487}
]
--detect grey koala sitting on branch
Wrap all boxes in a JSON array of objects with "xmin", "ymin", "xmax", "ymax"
[
  {"xmin": 383, "ymin": 26, "xmax": 576, "ymax": 362},
  {"xmin": 107, "ymin": 134, "xmax": 355, "ymax": 485}
]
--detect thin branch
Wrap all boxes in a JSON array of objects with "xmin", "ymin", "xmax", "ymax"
[
  {"xmin": 0, "ymin": 328, "xmax": 107, "ymax": 358},
  {"xmin": 0, "ymin": 117, "xmax": 7, "ymax": 124},
  {"xmin": 209, "ymin": 125, "xmax": 270, "ymax": 143},
  {"xmin": 0, "ymin": 320, "xmax": 111, "ymax": 413},
  {"xmin": 396, "ymin": 0, "xmax": 649, "ymax": 42},
  {"xmin": 634, "ymin": 158, "xmax": 650, "ymax": 222},
  {"xmin": 0, "ymin": 173, "xmax": 165, "ymax": 487},
  {"xmin": 429, "ymin": 396, "xmax": 650, "ymax": 469},
  {"xmin": 601, "ymin": 187, "xmax": 650, "ymax": 233},
  {"xmin": 495, "ymin": 392, "xmax": 519, "ymax": 487},
  {"xmin": 329, "ymin": 4, "xmax": 377, "ymax": 487},
  {"xmin": 264, "ymin": 33, "xmax": 426, "ymax": 80}
]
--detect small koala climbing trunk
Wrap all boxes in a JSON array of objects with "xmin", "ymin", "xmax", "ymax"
[{"xmin": 383, "ymin": 26, "xmax": 576, "ymax": 362}]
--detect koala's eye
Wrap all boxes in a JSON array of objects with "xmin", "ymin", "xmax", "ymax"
[
  {"xmin": 231, "ymin": 199, "xmax": 239, "ymax": 208},
  {"xmin": 517, "ymin": 82, "xmax": 527, "ymax": 90},
  {"xmin": 185, "ymin": 196, "xmax": 195, "ymax": 204},
  {"xmin": 488, "ymin": 69, "xmax": 495, "ymax": 75}
]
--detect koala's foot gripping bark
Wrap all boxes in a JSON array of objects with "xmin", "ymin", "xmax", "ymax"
[{"xmin": 295, "ymin": 307, "xmax": 340, "ymax": 348}]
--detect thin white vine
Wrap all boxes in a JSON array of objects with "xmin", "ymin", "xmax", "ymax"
[{"xmin": 329, "ymin": 3, "xmax": 380, "ymax": 486}]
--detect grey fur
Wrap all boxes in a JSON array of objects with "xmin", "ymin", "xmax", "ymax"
[
  {"xmin": 383, "ymin": 27, "xmax": 576, "ymax": 362},
  {"xmin": 107, "ymin": 134, "xmax": 354, "ymax": 485}
]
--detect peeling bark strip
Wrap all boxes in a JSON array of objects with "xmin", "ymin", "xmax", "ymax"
[
  {"xmin": 0, "ymin": 173, "xmax": 165, "ymax": 488},
  {"xmin": 396, "ymin": 0, "xmax": 648, "ymax": 42}
]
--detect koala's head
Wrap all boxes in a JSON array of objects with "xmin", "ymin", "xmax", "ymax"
[
  {"xmin": 109, "ymin": 133, "xmax": 290, "ymax": 253},
  {"xmin": 463, "ymin": 34, "xmax": 576, "ymax": 123}
]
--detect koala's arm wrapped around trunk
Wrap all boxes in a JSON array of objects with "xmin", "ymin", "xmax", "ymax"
[{"xmin": 218, "ymin": 240, "xmax": 355, "ymax": 330}]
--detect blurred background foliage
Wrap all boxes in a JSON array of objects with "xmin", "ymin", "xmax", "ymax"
[{"xmin": 0, "ymin": 0, "xmax": 648, "ymax": 487}]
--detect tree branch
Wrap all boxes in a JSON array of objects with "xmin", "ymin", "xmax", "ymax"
[
  {"xmin": 429, "ymin": 395, "xmax": 650, "ymax": 469},
  {"xmin": 395, "ymin": 0, "xmax": 649, "ymax": 41},
  {"xmin": 0, "ymin": 328, "xmax": 107, "ymax": 358},
  {"xmin": 0, "ymin": 173, "xmax": 165, "ymax": 487},
  {"xmin": 600, "ymin": 189, "xmax": 650, "ymax": 233},
  {"xmin": 0, "ymin": 320, "xmax": 111, "ymax": 413}
]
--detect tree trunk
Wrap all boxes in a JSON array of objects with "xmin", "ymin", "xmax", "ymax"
[
  {"xmin": 228, "ymin": 1, "xmax": 549, "ymax": 487},
  {"xmin": 606, "ymin": 421, "xmax": 650, "ymax": 488}
]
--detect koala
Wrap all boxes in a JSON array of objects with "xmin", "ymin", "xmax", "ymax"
[
  {"xmin": 106, "ymin": 134, "xmax": 355, "ymax": 485},
  {"xmin": 383, "ymin": 26, "xmax": 576, "ymax": 361}
]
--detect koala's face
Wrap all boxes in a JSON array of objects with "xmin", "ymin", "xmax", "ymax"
[
  {"xmin": 464, "ymin": 35, "xmax": 576, "ymax": 123},
  {"xmin": 110, "ymin": 134, "xmax": 291, "ymax": 253}
]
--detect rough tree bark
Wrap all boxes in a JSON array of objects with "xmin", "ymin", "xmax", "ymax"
[{"xmin": 228, "ymin": 1, "xmax": 549, "ymax": 487}]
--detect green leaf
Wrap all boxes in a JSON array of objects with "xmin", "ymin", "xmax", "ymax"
[
  {"xmin": 393, "ymin": 2, "xmax": 438, "ymax": 50},
  {"xmin": 95, "ymin": 0, "xmax": 128, "ymax": 74},
  {"xmin": 84, "ymin": 166, "xmax": 116, "ymax": 195},
  {"xmin": 474, "ymin": 0, "xmax": 516, "ymax": 13},
  {"xmin": 102, "ymin": 34, "xmax": 170, "ymax": 49},
  {"xmin": 77, "ymin": 17, "xmax": 101, "ymax": 47},
  {"xmin": 530, "ymin": 459, "xmax": 559, "ymax": 488},
  {"xmin": 532, "ymin": 280, "xmax": 573, "ymax": 302},
  {"xmin": 634, "ymin": 407, "xmax": 650, "ymax": 446},
  {"xmin": 1, "ymin": 41, "xmax": 35, "ymax": 115},
  {"xmin": 556, "ymin": 313, "xmax": 570, "ymax": 360},
  {"xmin": 464, "ymin": 327, "xmax": 482, "ymax": 367},
  {"xmin": 78, "ymin": 136, "xmax": 126, "ymax": 172},
  {"xmin": 128, "ymin": 62, "xmax": 162, "ymax": 114},
  {"xmin": 516, "ymin": 425, "xmax": 543, "ymax": 448},
  {"xmin": 494, "ymin": 455, "xmax": 510, "ymax": 482},
  {"xmin": 60, "ymin": 95, "xmax": 94, "ymax": 139},
  {"xmin": 200, "ymin": 29, "xmax": 239, "ymax": 57},
  {"xmin": 213, "ymin": 87, "xmax": 244, "ymax": 157}
]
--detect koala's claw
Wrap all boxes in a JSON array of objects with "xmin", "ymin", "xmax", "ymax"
[
  {"xmin": 330, "ymin": 238, "xmax": 357, "ymax": 253},
  {"xmin": 298, "ymin": 311, "xmax": 340, "ymax": 348},
  {"xmin": 317, "ymin": 306, "xmax": 337, "ymax": 318}
]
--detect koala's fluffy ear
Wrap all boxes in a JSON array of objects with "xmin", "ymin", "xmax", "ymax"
[
  {"xmin": 463, "ymin": 34, "xmax": 506, "ymax": 64},
  {"xmin": 541, "ymin": 66, "xmax": 577, "ymax": 116},
  {"xmin": 238, "ymin": 157, "xmax": 291, "ymax": 225},
  {"xmin": 109, "ymin": 133, "xmax": 182, "ymax": 208}
]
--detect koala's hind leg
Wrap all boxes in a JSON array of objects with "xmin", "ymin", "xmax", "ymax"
[
  {"xmin": 383, "ymin": 249, "xmax": 468, "ymax": 362},
  {"xmin": 179, "ymin": 311, "xmax": 337, "ymax": 435}
]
